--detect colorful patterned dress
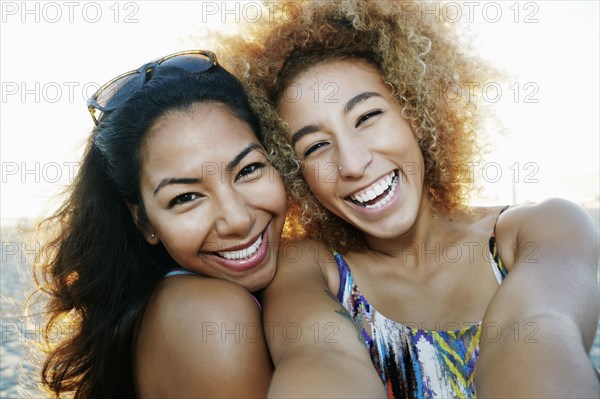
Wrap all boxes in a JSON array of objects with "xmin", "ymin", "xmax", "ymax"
[{"xmin": 335, "ymin": 221, "xmax": 508, "ymax": 398}]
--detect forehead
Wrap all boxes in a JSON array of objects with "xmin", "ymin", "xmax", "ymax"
[
  {"xmin": 278, "ymin": 59, "xmax": 393, "ymax": 126},
  {"xmin": 293, "ymin": 58, "xmax": 382, "ymax": 88},
  {"xmin": 141, "ymin": 103, "xmax": 259, "ymax": 174},
  {"xmin": 280, "ymin": 59, "xmax": 388, "ymax": 106}
]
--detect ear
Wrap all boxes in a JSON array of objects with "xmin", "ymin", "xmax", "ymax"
[{"xmin": 126, "ymin": 201, "xmax": 160, "ymax": 245}]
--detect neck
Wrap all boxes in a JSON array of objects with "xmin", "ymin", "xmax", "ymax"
[{"xmin": 364, "ymin": 192, "xmax": 457, "ymax": 259}]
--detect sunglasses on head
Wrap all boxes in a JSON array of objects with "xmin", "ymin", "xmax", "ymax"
[{"xmin": 87, "ymin": 50, "xmax": 218, "ymax": 125}]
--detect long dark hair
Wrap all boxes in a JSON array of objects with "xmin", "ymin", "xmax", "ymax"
[{"xmin": 35, "ymin": 62, "xmax": 262, "ymax": 398}]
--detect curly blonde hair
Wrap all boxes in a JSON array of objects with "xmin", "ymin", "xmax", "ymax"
[{"xmin": 220, "ymin": 0, "xmax": 498, "ymax": 252}]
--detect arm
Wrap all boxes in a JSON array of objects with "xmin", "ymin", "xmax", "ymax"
[
  {"xmin": 263, "ymin": 240, "xmax": 386, "ymax": 398},
  {"xmin": 476, "ymin": 198, "xmax": 600, "ymax": 398},
  {"xmin": 134, "ymin": 277, "xmax": 272, "ymax": 398}
]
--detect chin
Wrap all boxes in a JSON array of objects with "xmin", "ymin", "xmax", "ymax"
[{"xmin": 244, "ymin": 267, "xmax": 276, "ymax": 293}]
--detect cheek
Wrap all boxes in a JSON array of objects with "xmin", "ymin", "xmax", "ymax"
[
  {"xmin": 156, "ymin": 214, "xmax": 212, "ymax": 255},
  {"xmin": 264, "ymin": 173, "xmax": 288, "ymax": 214},
  {"xmin": 404, "ymin": 140, "xmax": 425, "ymax": 174},
  {"xmin": 162, "ymin": 240, "xmax": 194, "ymax": 263},
  {"xmin": 302, "ymin": 159, "xmax": 338, "ymax": 185}
]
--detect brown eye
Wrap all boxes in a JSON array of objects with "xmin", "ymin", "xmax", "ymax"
[
  {"xmin": 355, "ymin": 110, "xmax": 383, "ymax": 128},
  {"xmin": 168, "ymin": 193, "xmax": 201, "ymax": 209},
  {"xmin": 303, "ymin": 142, "xmax": 329, "ymax": 158},
  {"xmin": 236, "ymin": 162, "xmax": 266, "ymax": 182}
]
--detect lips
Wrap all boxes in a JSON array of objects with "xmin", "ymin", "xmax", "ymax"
[
  {"xmin": 204, "ymin": 228, "xmax": 270, "ymax": 272},
  {"xmin": 346, "ymin": 171, "xmax": 398, "ymax": 209},
  {"xmin": 217, "ymin": 234, "xmax": 262, "ymax": 260}
]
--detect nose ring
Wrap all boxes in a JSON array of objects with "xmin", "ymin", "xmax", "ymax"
[{"xmin": 338, "ymin": 165, "xmax": 343, "ymax": 171}]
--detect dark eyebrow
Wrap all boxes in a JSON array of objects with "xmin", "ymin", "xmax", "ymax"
[
  {"xmin": 153, "ymin": 177, "xmax": 200, "ymax": 196},
  {"xmin": 226, "ymin": 143, "xmax": 263, "ymax": 172},
  {"xmin": 344, "ymin": 92, "xmax": 382, "ymax": 114},
  {"xmin": 291, "ymin": 125, "xmax": 321, "ymax": 147},
  {"xmin": 152, "ymin": 144, "xmax": 263, "ymax": 196},
  {"xmin": 290, "ymin": 92, "xmax": 383, "ymax": 147}
]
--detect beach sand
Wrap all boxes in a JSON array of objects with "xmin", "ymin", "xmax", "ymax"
[{"xmin": 1, "ymin": 223, "xmax": 46, "ymax": 398}]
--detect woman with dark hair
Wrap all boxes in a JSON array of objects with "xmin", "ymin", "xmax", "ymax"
[
  {"xmin": 35, "ymin": 50, "xmax": 285, "ymax": 398},
  {"xmin": 224, "ymin": 1, "xmax": 600, "ymax": 397}
]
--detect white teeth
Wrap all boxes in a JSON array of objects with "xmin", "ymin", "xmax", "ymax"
[
  {"xmin": 350, "ymin": 171, "xmax": 397, "ymax": 205},
  {"xmin": 217, "ymin": 235, "xmax": 262, "ymax": 260},
  {"xmin": 365, "ymin": 177, "xmax": 397, "ymax": 209}
]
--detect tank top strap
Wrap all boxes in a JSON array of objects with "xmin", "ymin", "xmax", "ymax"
[
  {"xmin": 333, "ymin": 251, "xmax": 353, "ymax": 303},
  {"xmin": 164, "ymin": 267, "xmax": 197, "ymax": 277},
  {"xmin": 488, "ymin": 205, "xmax": 510, "ymax": 284}
]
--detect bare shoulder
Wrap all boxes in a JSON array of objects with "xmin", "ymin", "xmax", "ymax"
[
  {"xmin": 136, "ymin": 276, "xmax": 262, "ymax": 361},
  {"xmin": 498, "ymin": 198, "xmax": 597, "ymax": 236},
  {"xmin": 495, "ymin": 198, "xmax": 599, "ymax": 268},
  {"xmin": 134, "ymin": 276, "xmax": 270, "ymax": 397},
  {"xmin": 146, "ymin": 275, "xmax": 260, "ymax": 322},
  {"xmin": 278, "ymin": 239, "xmax": 333, "ymax": 266},
  {"xmin": 277, "ymin": 239, "xmax": 336, "ymax": 279}
]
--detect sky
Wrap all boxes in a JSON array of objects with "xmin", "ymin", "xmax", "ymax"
[{"xmin": 1, "ymin": 0, "xmax": 599, "ymax": 224}]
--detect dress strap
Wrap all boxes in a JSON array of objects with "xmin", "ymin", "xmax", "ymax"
[{"xmin": 488, "ymin": 206, "xmax": 510, "ymax": 284}]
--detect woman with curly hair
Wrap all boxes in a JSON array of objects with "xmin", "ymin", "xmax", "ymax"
[
  {"xmin": 223, "ymin": 1, "xmax": 600, "ymax": 397},
  {"xmin": 35, "ymin": 50, "xmax": 286, "ymax": 398}
]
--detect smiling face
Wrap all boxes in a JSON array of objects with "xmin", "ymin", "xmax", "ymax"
[
  {"xmin": 278, "ymin": 59, "xmax": 427, "ymax": 243},
  {"xmin": 135, "ymin": 103, "xmax": 286, "ymax": 292}
]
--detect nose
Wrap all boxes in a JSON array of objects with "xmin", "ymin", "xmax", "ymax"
[
  {"xmin": 214, "ymin": 190, "xmax": 253, "ymax": 238},
  {"xmin": 336, "ymin": 136, "xmax": 373, "ymax": 179}
]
